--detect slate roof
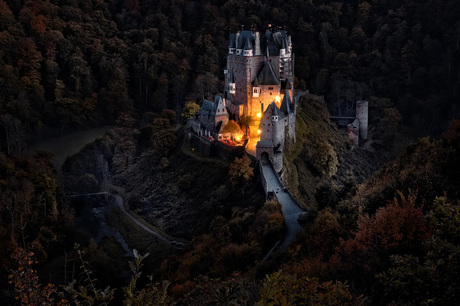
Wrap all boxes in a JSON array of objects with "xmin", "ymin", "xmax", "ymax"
[
  {"xmin": 280, "ymin": 90, "xmax": 292, "ymax": 114},
  {"xmin": 243, "ymin": 37, "xmax": 252, "ymax": 50},
  {"xmin": 236, "ymin": 30, "xmax": 255, "ymax": 49},
  {"xmin": 256, "ymin": 140, "xmax": 274, "ymax": 148},
  {"xmin": 228, "ymin": 27, "xmax": 291, "ymax": 57},
  {"xmin": 257, "ymin": 61, "xmax": 279, "ymax": 86},
  {"xmin": 200, "ymin": 95, "xmax": 228, "ymax": 117},
  {"xmin": 264, "ymin": 101, "xmax": 285, "ymax": 120}
]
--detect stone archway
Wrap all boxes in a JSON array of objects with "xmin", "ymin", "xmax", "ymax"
[{"xmin": 261, "ymin": 151, "xmax": 270, "ymax": 164}]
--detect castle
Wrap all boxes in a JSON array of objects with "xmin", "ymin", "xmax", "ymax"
[{"xmin": 188, "ymin": 25, "xmax": 296, "ymax": 172}]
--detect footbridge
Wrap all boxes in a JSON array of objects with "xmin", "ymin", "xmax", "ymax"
[{"xmin": 259, "ymin": 155, "xmax": 306, "ymax": 247}]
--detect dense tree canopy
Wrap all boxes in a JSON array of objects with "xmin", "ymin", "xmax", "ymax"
[
  {"xmin": 0, "ymin": 0, "xmax": 458, "ymax": 147},
  {"xmin": 1, "ymin": 0, "xmax": 460, "ymax": 304}
]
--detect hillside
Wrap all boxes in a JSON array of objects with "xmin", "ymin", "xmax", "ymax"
[
  {"xmin": 284, "ymin": 93, "xmax": 392, "ymax": 211},
  {"xmin": 1, "ymin": 0, "xmax": 460, "ymax": 304},
  {"xmin": 1, "ymin": 0, "xmax": 459, "ymax": 152}
]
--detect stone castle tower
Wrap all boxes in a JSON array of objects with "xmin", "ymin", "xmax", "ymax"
[
  {"xmin": 224, "ymin": 25, "xmax": 296, "ymax": 172},
  {"xmin": 224, "ymin": 25, "xmax": 294, "ymax": 121}
]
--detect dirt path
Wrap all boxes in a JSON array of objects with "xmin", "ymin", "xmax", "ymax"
[{"xmin": 68, "ymin": 192, "xmax": 186, "ymax": 249}]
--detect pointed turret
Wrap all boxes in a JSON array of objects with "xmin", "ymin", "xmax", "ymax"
[
  {"xmin": 228, "ymin": 33, "xmax": 236, "ymax": 54},
  {"xmin": 243, "ymin": 37, "xmax": 253, "ymax": 56},
  {"xmin": 280, "ymin": 90, "xmax": 292, "ymax": 114}
]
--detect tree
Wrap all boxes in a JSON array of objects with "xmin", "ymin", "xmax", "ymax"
[
  {"xmin": 161, "ymin": 109, "xmax": 176, "ymax": 126},
  {"xmin": 181, "ymin": 100, "xmax": 200, "ymax": 122},
  {"xmin": 0, "ymin": 114, "xmax": 24, "ymax": 155},
  {"xmin": 152, "ymin": 118, "xmax": 176, "ymax": 157},
  {"xmin": 239, "ymin": 116, "xmax": 254, "ymax": 136},
  {"xmin": 377, "ymin": 197, "xmax": 460, "ymax": 305},
  {"xmin": 222, "ymin": 120, "xmax": 242, "ymax": 135},
  {"xmin": 258, "ymin": 271, "xmax": 365, "ymax": 305},
  {"xmin": 228, "ymin": 156, "xmax": 253, "ymax": 187},
  {"xmin": 336, "ymin": 191, "xmax": 431, "ymax": 280},
  {"xmin": 8, "ymin": 245, "xmax": 63, "ymax": 305},
  {"xmin": 310, "ymin": 141, "xmax": 338, "ymax": 177}
]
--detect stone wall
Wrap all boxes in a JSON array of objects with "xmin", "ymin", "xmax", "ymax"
[
  {"xmin": 216, "ymin": 141, "xmax": 245, "ymax": 160},
  {"xmin": 189, "ymin": 133, "xmax": 244, "ymax": 160},
  {"xmin": 189, "ymin": 134, "xmax": 213, "ymax": 156}
]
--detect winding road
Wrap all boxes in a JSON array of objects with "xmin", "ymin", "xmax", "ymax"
[{"xmin": 260, "ymin": 157, "xmax": 305, "ymax": 247}]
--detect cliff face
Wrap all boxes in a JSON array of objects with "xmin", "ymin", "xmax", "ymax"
[
  {"xmin": 61, "ymin": 126, "xmax": 265, "ymax": 239},
  {"xmin": 283, "ymin": 94, "xmax": 383, "ymax": 211}
]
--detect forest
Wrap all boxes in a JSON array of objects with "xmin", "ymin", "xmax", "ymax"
[{"xmin": 1, "ymin": 0, "xmax": 459, "ymax": 304}]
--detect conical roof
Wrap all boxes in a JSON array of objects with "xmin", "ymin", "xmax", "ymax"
[{"xmin": 280, "ymin": 90, "xmax": 292, "ymax": 114}]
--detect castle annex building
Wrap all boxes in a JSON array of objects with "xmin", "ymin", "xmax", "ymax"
[{"xmin": 188, "ymin": 25, "xmax": 296, "ymax": 172}]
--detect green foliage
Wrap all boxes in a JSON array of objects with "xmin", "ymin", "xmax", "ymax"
[
  {"xmin": 248, "ymin": 200, "xmax": 285, "ymax": 249},
  {"xmin": 368, "ymin": 96, "xmax": 402, "ymax": 147},
  {"xmin": 123, "ymin": 249, "xmax": 170, "ymax": 306},
  {"xmin": 258, "ymin": 271, "xmax": 366, "ymax": 305},
  {"xmin": 222, "ymin": 120, "xmax": 242, "ymax": 135},
  {"xmin": 337, "ymin": 192, "xmax": 431, "ymax": 269},
  {"xmin": 61, "ymin": 243, "xmax": 115, "ymax": 305},
  {"xmin": 376, "ymin": 197, "xmax": 460, "ymax": 305},
  {"xmin": 181, "ymin": 100, "xmax": 200, "ymax": 121},
  {"xmin": 310, "ymin": 141, "xmax": 338, "ymax": 177},
  {"xmin": 342, "ymin": 120, "xmax": 460, "ymax": 215},
  {"xmin": 152, "ymin": 118, "xmax": 176, "ymax": 157},
  {"xmin": 161, "ymin": 109, "xmax": 177, "ymax": 126},
  {"xmin": 228, "ymin": 155, "xmax": 253, "ymax": 187}
]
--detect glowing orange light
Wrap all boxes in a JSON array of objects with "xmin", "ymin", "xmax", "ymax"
[
  {"xmin": 256, "ymin": 112, "xmax": 261, "ymax": 118},
  {"xmin": 235, "ymin": 136, "xmax": 241, "ymax": 142},
  {"xmin": 275, "ymin": 95, "xmax": 281, "ymax": 103},
  {"xmin": 257, "ymin": 129, "xmax": 261, "ymax": 135}
]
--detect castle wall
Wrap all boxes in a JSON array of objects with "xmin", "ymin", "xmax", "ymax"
[
  {"xmin": 271, "ymin": 153, "xmax": 283, "ymax": 173},
  {"xmin": 189, "ymin": 133, "xmax": 244, "ymax": 160},
  {"xmin": 251, "ymin": 85, "xmax": 281, "ymax": 113},
  {"xmin": 216, "ymin": 141, "xmax": 245, "ymax": 160},
  {"xmin": 226, "ymin": 54, "xmax": 264, "ymax": 116},
  {"xmin": 260, "ymin": 118, "xmax": 284, "ymax": 149},
  {"xmin": 189, "ymin": 134, "xmax": 213, "ymax": 156}
]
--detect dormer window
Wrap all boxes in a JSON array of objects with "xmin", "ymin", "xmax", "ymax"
[{"xmin": 271, "ymin": 115, "xmax": 278, "ymax": 122}]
